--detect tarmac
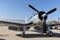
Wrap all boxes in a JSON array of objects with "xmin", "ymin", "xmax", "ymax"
[{"xmin": 0, "ymin": 26, "xmax": 60, "ymax": 40}]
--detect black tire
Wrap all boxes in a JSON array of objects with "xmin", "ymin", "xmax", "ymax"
[{"xmin": 49, "ymin": 31, "xmax": 53, "ymax": 37}]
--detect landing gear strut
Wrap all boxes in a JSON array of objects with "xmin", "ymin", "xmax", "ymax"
[
  {"xmin": 22, "ymin": 31, "xmax": 25, "ymax": 37},
  {"xmin": 21, "ymin": 26, "xmax": 26, "ymax": 37}
]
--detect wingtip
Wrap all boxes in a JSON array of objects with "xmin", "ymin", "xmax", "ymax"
[
  {"xmin": 54, "ymin": 8, "xmax": 57, "ymax": 10},
  {"xmin": 28, "ymin": 4, "xmax": 31, "ymax": 6}
]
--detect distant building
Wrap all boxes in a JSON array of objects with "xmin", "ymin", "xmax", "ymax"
[{"xmin": 47, "ymin": 21, "xmax": 60, "ymax": 24}]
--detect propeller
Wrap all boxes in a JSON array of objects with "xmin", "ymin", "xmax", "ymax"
[
  {"xmin": 46, "ymin": 8, "xmax": 57, "ymax": 15},
  {"xmin": 28, "ymin": 4, "xmax": 57, "ymax": 16},
  {"xmin": 28, "ymin": 4, "xmax": 39, "ymax": 13},
  {"xmin": 28, "ymin": 4, "xmax": 57, "ymax": 22}
]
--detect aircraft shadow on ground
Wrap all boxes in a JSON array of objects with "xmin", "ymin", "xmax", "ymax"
[
  {"xmin": 53, "ymin": 33, "xmax": 60, "ymax": 37},
  {"xmin": 16, "ymin": 33, "xmax": 60, "ymax": 38},
  {"xmin": 0, "ymin": 39, "xmax": 5, "ymax": 40},
  {"xmin": 16, "ymin": 30, "xmax": 60, "ymax": 38},
  {"xmin": 16, "ymin": 34, "xmax": 43, "ymax": 38},
  {"xmin": 29, "ymin": 30, "xmax": 60, "ymax": 38}
]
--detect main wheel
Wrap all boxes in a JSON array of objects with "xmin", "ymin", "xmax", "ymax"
[{"xmin": 48, "ymin": 31, "xmax": 53, "ymax": 37}]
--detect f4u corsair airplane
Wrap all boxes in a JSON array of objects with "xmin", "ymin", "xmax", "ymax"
[
  {"xmin": 9, "ymin": 4, "xmax": 57, "ymax": 37},
  {"xmin": 20, "ymin": 4, "xmax": 57, "ymax": 37}
]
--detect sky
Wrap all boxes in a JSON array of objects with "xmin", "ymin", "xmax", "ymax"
[{"xmin": 0, "ymin": 0, "xmax": 60, "ymax": 22}]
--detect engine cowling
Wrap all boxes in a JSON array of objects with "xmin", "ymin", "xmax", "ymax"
[{"xmin": 38, "ymin": 11, "xmax": 47, "ymax": 20}]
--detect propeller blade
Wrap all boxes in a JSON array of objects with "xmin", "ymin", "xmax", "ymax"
[
  {"xmin": 28, "ymin": 4, "xmax": 39, "ymax": 13},
  {"xmin": 46, "ymin": 8, "xmax": 57, "ymax": 15}
]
